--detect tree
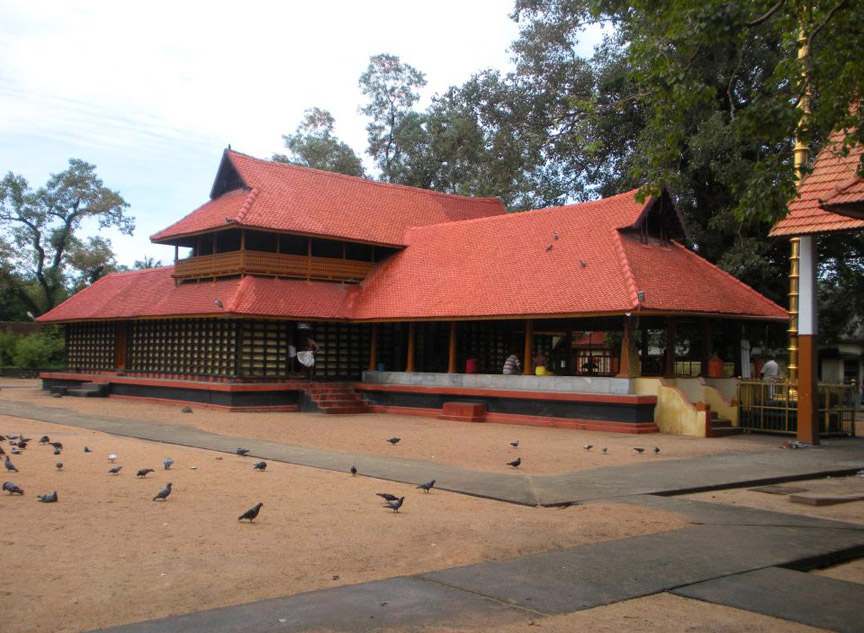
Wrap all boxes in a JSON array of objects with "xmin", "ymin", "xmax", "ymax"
[
  {"xmin": 274, "ymin": 107, "xmax": 365, "ymax": 177},
  {"xmin": 0, "ymin": 159, "xmax": 132, "ymax": 314},
  {"xmin": 359, "ymin": 54, "xmax": 427, "ymax": 181},
  {"xmin": 133, "ymin": 255, "xmax": 163, "ymax": 270}
]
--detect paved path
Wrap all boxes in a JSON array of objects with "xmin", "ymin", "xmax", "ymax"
[
  {"xmin": 1, "ymin": 399, "xmax": 862, "ymax": 507},
  {"xmin": 3, "ymin": 399, "xmax": 864, "ymax": 633}
]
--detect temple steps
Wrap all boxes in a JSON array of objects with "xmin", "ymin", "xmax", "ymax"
[
  {"xmin": 305, "ymin": 384, "xmax": 370, "ymax": 415},
  {"xmin": 707, "ymin": 411, "xmax": 743, "ymax": 437}
]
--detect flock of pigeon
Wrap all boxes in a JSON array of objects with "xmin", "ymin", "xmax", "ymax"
[
  {"xmin": 2, "ymin": 432, "xmax": 264, "ymax": 522},
  {"xmin": 504, "ymin": 440, "xmax": 661, "ymax": 469}
]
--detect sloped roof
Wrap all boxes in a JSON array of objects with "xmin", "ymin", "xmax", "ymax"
[
  {"xmin": 42, "ymin": 190, "xmax": 787, "ymax": 324},
  {"xmin": 770, "ymin": 130, "xmax": 864, "ymax": 236},
  {"xmin": 150, "ymin": 150, "xmax": 507, "ymax": 245}
]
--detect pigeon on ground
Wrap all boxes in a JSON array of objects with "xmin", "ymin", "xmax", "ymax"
[
  {"xmin": 55, "ymin": 461, "xmax": 63, "ymax": 471},
  {"xmin": 252, "ymin": 461, "xmax": 267, "ymax": 471},
  {"xmin": 506, "ymin": 457, "xmax": 522, "ymax": 468},
  {"xmin": 417, "ymin": 479, "xmax": 436, "ymax": 493},
  {"xmin": 377, "ymin": 493, "xmax": 399, "ymax": 503},
  {"xmin": 136, "ymin": 468, "xmax": 155, "ymax": 478},
  {"xmin": 11, "ymin": 448, "xmax": 21, "ymax": 455},
  {"xmin": 108, "ymin": 454, "xmax": 118, "ymax": 463},
  {"xmin": 108, "ymin": 466, "xmax": 122, "ymax": 475},
  {"xmin": 653, "ymin": 446, "xmax": 660, "ymax": 455},
  {"xmin": 83, "ymin": 446, "xmax": 91, "ymax": 453},
  {"xmin": 510, "ymin": 440, "xmax": 519, "ymax": 448},
  {"xmin": 386, "ymin": 497, "xmax": 405, "ymax": 512},
  {"xmin": 4, "ymin": 456, "xmax": 18, "ymax": 473},
  {"xmin": 386, "ymin": 437, "xmax": 401, "ymax": 445},
  {"xmin": 583, "ymin": 444, "xmax": 593, "ymax": 451},
  {"xmin": 236, "ymin": 448, "xmax": 250, "ymax": 456},
  {"xmin": 163, "ymin": 458, "xmax": 174, "ymax": 470},
  {"xmin": 238, "ymin": 502, "xmax": 263, "ymax": 522},
  {"xmin": 181, "ymin": 406, "xmax": 193, "ymax": 413},
  {"xmin": 601, "ymin": 447, "xmax": 608, "ymax": 455},
  {"xmin": 153, "ymin": 482, "xmax": 172, "ymax": 501},
  {"xmin": 53, "ymin": 448, "xmax": 61, "ymax": 456},
  {"xmin": 37, "ymin": 491, "xmax": 58, "ymax": 503},
  {"xmin": 633, "ymin": 447, "xmax": 645, "ymax": 454},
  {"xmin": 14, "ymin": 441, "xmax": 27, "ymax": 449},
  {"xmin": 39, "ymin": 436, "xmax": 50, "ymax": 444},
  {"xmin": 48, "ymin": 442, "xmax": 63, "ymax": 450},
  {"xmin": 3, "ymin": 481, "xmax": 23, "ymax": 495},
  {"xmin": 350, "ymin": 465, "xmax": 357, "ymax": 476}
]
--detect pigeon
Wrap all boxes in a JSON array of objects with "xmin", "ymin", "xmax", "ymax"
[
  {"xmin": 510, "ymin": 440, "xmax": 519, "ymax": 448},
  {"xmin": 417, "ymin": 479, "xmax": 436, "ymax": 493},
  {"xmin": 37, "ymin": 491, "xmax": 58, "ymax": 503},
  {"xmin": 108, "ymin": 466, "xmax": 122, "ymax": 475},
  {"xmin": 163, "ymin": 458, "xmax": 174, "ymax": 470},
  {"xmin": 350, "ymin": 465, "xmax": 357, "ymax": 476},
  {"xmin": 653, "ymin": 446, "xmax": 660, "ymax": 455},
  {"xmin": 583, "ymin": 444, "xmax": 593, "ymax": 451},
  {"xmin": 377, "ymin": 493, "xmax": 399, "ymax": 503},
  {"xmin": 108, "ymin": 454, "xmax": 118, "ymax": 463},
  {"xmin": 14, "ymin": 440, "xmax": 27, "ymax": 449},
  {"xmin": 252, "ymin": 461, "xmax": 267, "ymax": 471},
  {"xmin": 386, "ymin": 437, "xmax": 401, "ymax": 445},
  {"xmin": 386, "ymin": 496, "xmax": 405, "ymax": 512},
  {"xmin": 633, "ymin": 447, "xmax": 645, "ymax": 454},
  {"xmin": 4, "ymin": 456, "xmax": 18, "ymax": 473},
  {"xmin": 83, "ymin": 446, "xmax": 91, "ymax": 453},
  {"xmin": 11, "ymin": 448, "xmax": 21, "ymax": 455},
  {"xmin": 53, "ymin": 448, "xmax": 61, "ymax": 456},
  {"xmin": 235, "ymin": 448, "xmax": 250, "ymax": 456},
  {"xmin": 136, "ymin": 468, "xmax": 155, "ymax": 478},
  {"xmin": 55, "ymin": 461, "xmax": 63, "ymax": 471},
  {"xmin": 506, "ymin": 457, "xmax": 522, "ymax": 468},
  {"xmin": 238, "ymin": 502, "xmax": 263, "ymax": 522},
  {"xmin": 3, "ymin": 481, "xmax": 23, "ymax": 495},
  {"xmin": 48, "ymin": 442, "xmax": 63, "ymax": 450},
  {"xmin": 181, "ymin": 406, "xmax": 193, "ymax": 413},
  {"xmin": 39, "ymin": 436, "xmax": 50, "ymax": 444},
  {"xmin": 153, "ymin": 482, "xmax": 172, "ymax": 501},
  {"xmin": 601, "ymin": 447, "xmax": 608, "ymax": 455}
]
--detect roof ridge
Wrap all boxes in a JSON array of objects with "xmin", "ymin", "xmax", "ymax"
[
  {"xmin": 227, "ymin": 150, "xmax": 505, "ymax": 205},
  {"xmin": 612, "ymin": 230, "xmax": 640, "ymax": 309},
  {"xmin": 668, "ymin": 241, "xmax": 786, "ymax": 313},
  {"xmin": 150, "ymin": 188, "xmax": 250, "ymax": 241},
  {"xmin": 233, "ymin": 187, "xmax": 260, "ymax": 224}
]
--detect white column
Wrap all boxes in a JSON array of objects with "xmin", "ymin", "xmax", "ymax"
[{"xmin": 798, "ymin": 236, "xmax": 817, "ymax": 336}]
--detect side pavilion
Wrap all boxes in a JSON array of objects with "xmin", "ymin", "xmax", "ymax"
[{"xmin": 38, "ymin": 150, "xmax": 787, "ymax": 436}]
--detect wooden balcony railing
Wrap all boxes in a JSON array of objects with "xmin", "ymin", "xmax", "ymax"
[{"xmin": 172, "ymin": 250, "xmax": 374, "ymax": 282}]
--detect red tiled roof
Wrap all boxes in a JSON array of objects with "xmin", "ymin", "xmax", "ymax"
[
  {"xmin": 770, "ymin": 131, "xmax": 864, "ymax": 236},
  {"xmin": 38, "ymin": 267, "xmax": 350, "ymax": 322},
  {"xmin": 151, "ymin": 150, "xmax": 507, "ymax": 245},
  {"xmin": 40, "ymin": 190, "xmax": 786, "ymax": 324}
]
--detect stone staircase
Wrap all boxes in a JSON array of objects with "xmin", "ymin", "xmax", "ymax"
[
  {"xmin": 53, "ymin": 382, "xmax": 110, "ymax": 398},
  {"xmin": 304, "ymin": 384, "xmax": 369, "ymax": 415},
  {"xmin": 706, "ymin": 410, "xmax": 743, "ymax": 437}
]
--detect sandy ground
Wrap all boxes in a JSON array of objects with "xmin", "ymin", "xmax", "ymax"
[
  {"xmin": 0, "ymin": 416, "xmax": 690, "ymax": 633},
  {"xmin": 0, "ymin": 380, "xmax": 784, "ymax": 475},
  {"xmin": 371, "ymin": 592, "xmax": 834, "ymax": 633}
]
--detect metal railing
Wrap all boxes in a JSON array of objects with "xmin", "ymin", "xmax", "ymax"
[{"xmin": 737, "ymin": 379, "xmax": 856, "ymax": 436}]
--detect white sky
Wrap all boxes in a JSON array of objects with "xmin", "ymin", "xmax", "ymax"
[{"xmin": 0, "ymin": 1, "xmax": 603, "ymax": 266}]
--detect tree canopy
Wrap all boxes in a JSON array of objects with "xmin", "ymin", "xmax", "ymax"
[{"xmin": 273, "ymin": 107, "xmax": 365, "ymax": 178}]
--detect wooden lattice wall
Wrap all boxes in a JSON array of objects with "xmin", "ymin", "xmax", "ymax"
[
  {"xmin": 313, "ymin": 321, "xmax": 371, "ymax": 379},
  {"xmin": 128, "ymin": 319, "xmax": 238, "ymax": 376},
  {"xmin": 237, "ymin": 320, "xmax": 292, "ymax": 377},
  {"xmin": 67, "ymin": 322, "xmax": 116, "ymax": 370},
  {"xmin": 458, "ymin": 322, "xmax": 519, "ymax": 374}
]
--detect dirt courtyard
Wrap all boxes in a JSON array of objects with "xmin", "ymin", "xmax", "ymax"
[{"xmin": 0, "ymin": 380, "xmax": 783, "ymax": 475}]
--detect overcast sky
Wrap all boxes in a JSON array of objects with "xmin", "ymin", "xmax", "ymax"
[{"xmin": 1, "ymin": 1, "xmax": 602, "ymax": 266}]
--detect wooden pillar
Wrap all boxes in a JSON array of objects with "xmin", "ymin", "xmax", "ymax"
[
  {"xmin": 616, "ymin": 316, "xmax": 639, "ymax": 378},
  {"xmin": 406, "ymin": 322, "xmax": 416, "ymax": 373},
  {"xmin": 664, "ymin": 317, "xmax": 677, "ymax": 378},
  {"xmin": 798, "ymin": 235, "xmax": 819, "ymax": 444},
  {"xmin": 306, "ymin": 237, "xmax": 312, "ymax": 280},
  {"xmin": 523, "ymin": 319, "xmax": 534, "ymax": 375},
  {"xmin": 699, "ymin": 318, "xmax": 710, "ymax": 377},
  {"xmin": 368, "ymin": 324, "xmax": 378, "ymax": 371},
  {"xmin": 174, "ymin": 245, "xmax": 179, "ymax": 262},
  {"xmin": 447, "ymin": 321, "xmax": 457, "ymax": 374}
]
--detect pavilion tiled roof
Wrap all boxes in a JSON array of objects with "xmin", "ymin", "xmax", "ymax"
[
  {"xmin": 150, "ymin": 150, "xmax": 507, "ymax": 246},
  {"xmin": 770, "ymin": 130, "xmax": 864, "ymax": 236},
  {"xmin": 39, "ymin": 190, "xmax": 787, "ymax": 324}
]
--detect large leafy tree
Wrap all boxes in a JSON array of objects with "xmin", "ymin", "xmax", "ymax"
[
  {"xmin": 0, "ymin": 159, "xmax": 131, "ymax": 314},
  {"xmin": 274, "ymin": 107, "xmax": 365, "ymax": 177}
]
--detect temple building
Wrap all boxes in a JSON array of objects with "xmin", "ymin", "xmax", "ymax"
[{"xmin": 38, "ymin": 149, "xmax": 790, "ymax": 435}]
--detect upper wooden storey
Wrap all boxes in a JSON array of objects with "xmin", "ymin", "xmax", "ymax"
[{"xmin": 151, "ymin": 149, "xmax": 508, "ymax": 282}]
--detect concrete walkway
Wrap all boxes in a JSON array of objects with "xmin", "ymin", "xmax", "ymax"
[{"xmin": 3, "ymin": 399, "xmax": 864, "ymax": 633}]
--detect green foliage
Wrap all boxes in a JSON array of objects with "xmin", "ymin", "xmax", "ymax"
[
  {"xmin": 274, "ymin": 107, "xmax": 365, "ymax": 177},
  {"xmin": 0, "ymin": 159, "xmax": 131, "ymax": 314},
  {"xmin": 0, "ymin": 328, "xmax": 65, "ymax": 369}
]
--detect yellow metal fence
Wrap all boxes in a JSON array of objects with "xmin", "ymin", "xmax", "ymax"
[{"xmin": 737, "ymin": 380, "xmax": 856, "ymax": 436}]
